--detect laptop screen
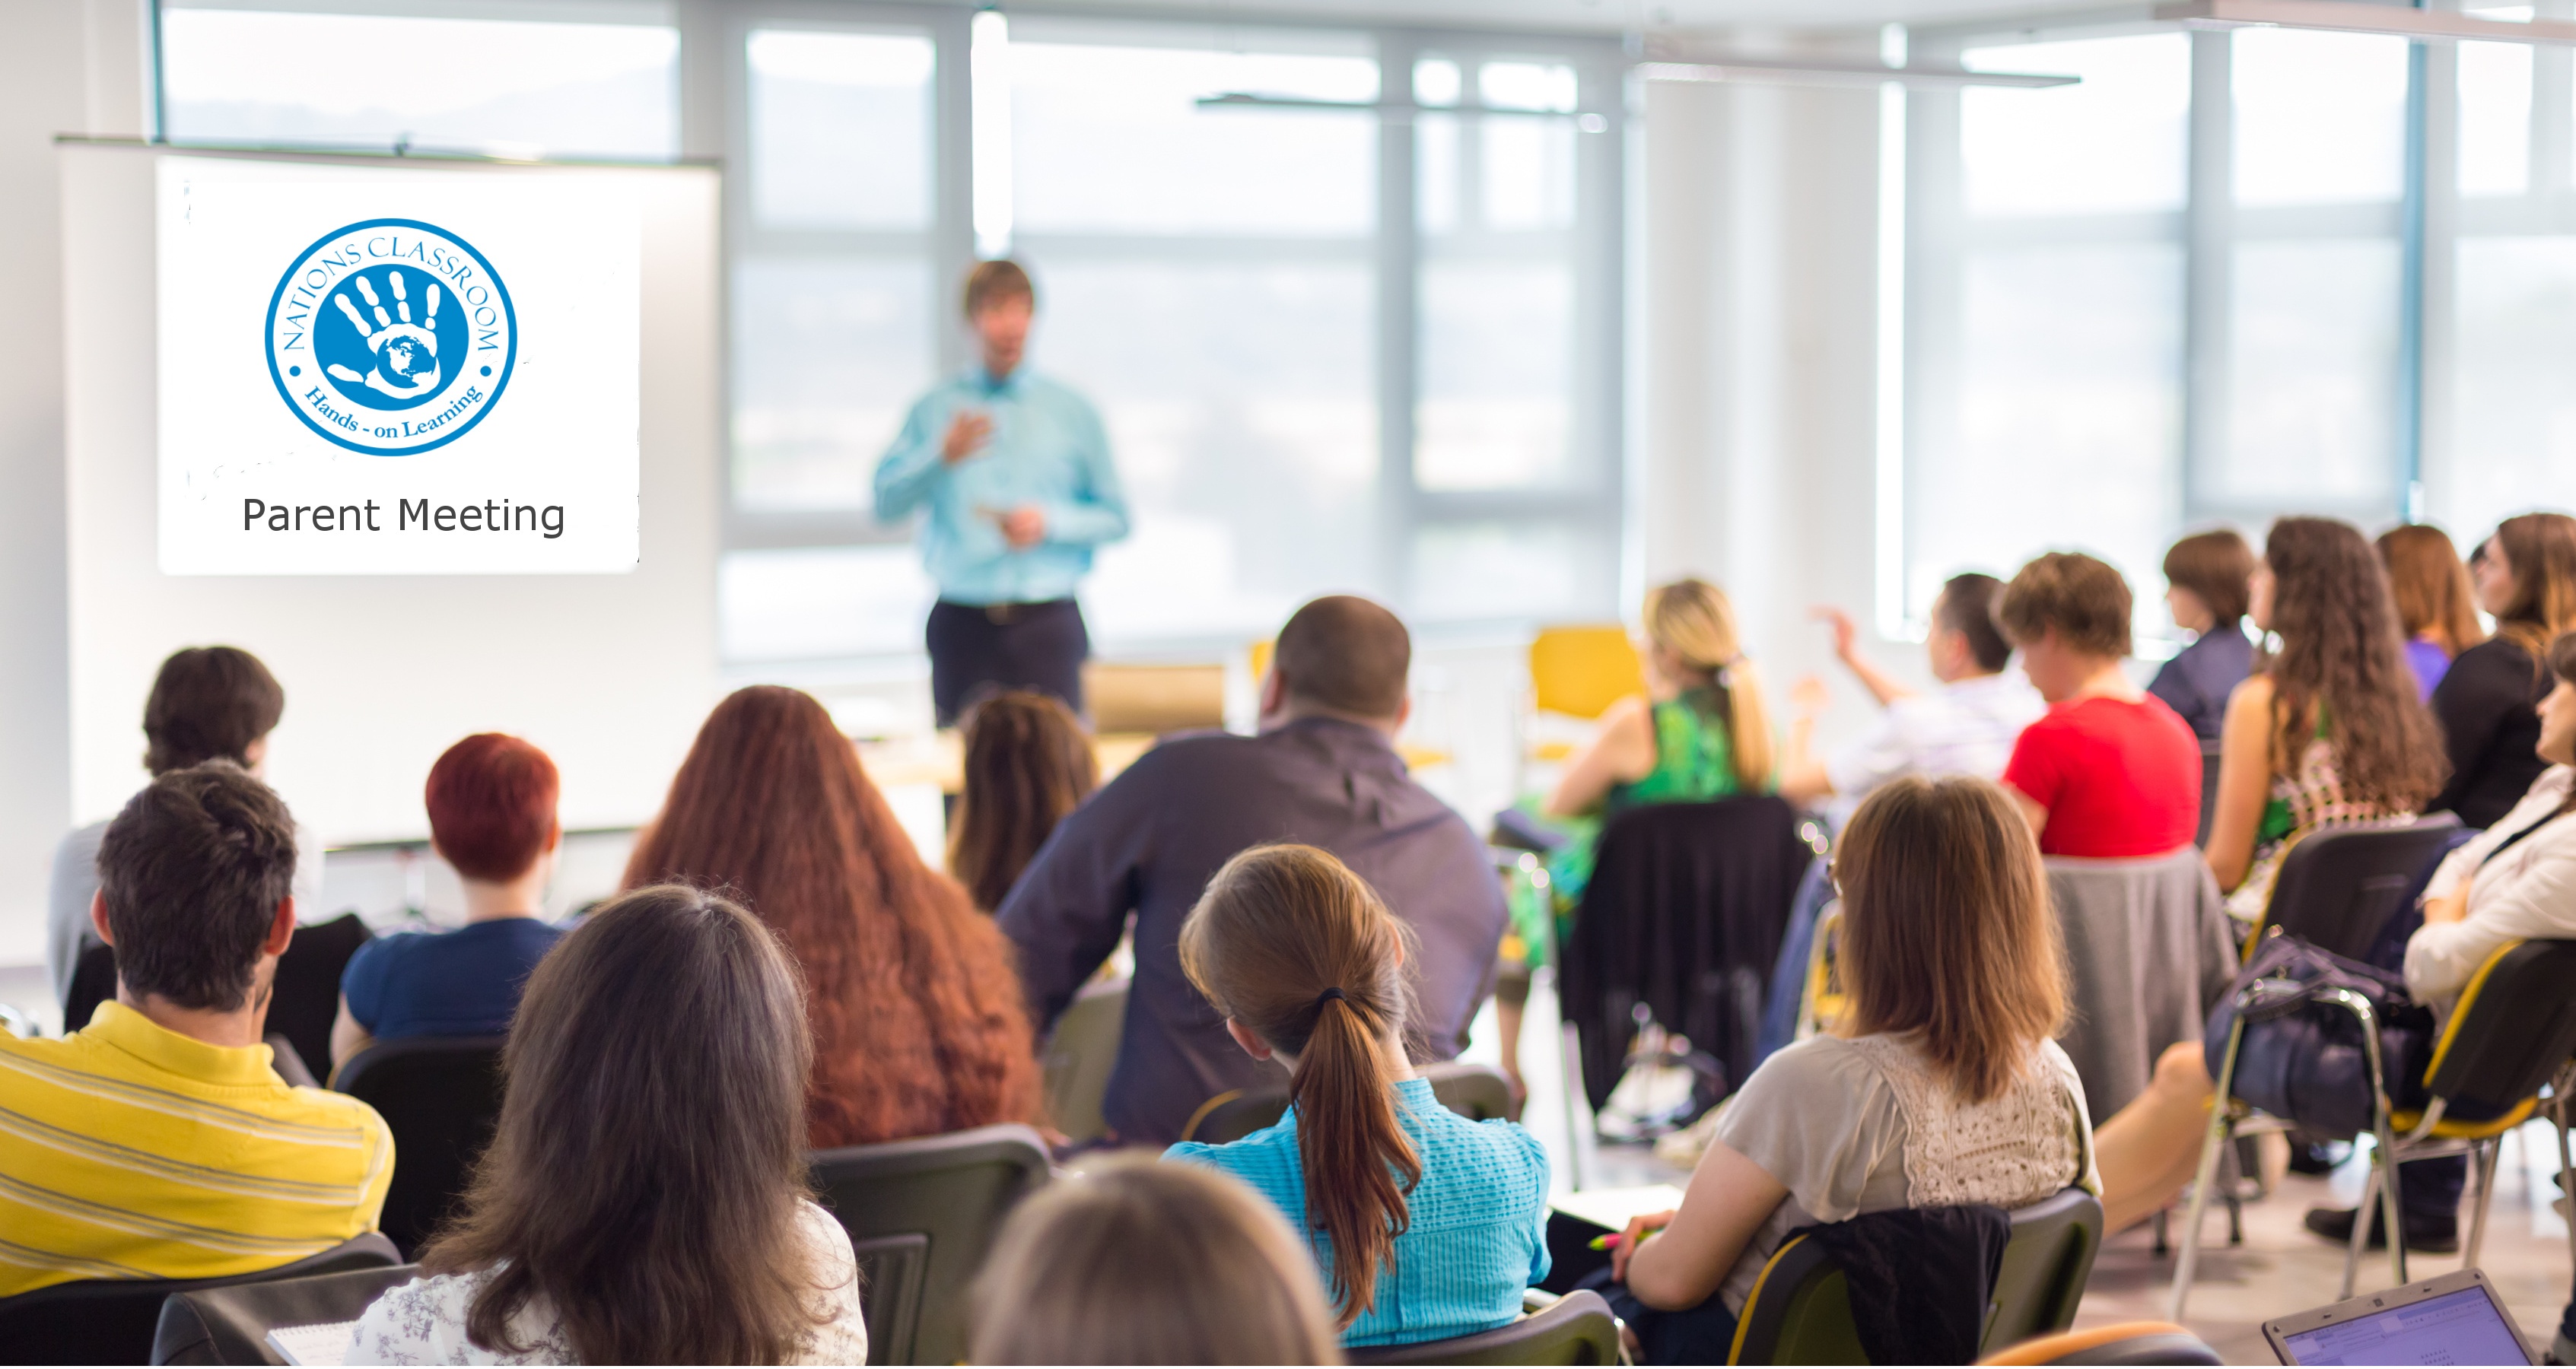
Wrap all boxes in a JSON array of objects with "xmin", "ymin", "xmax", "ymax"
[{"xmin": 2280, "ymin": 1285, "xmax": 2530, "ymax": 1365}]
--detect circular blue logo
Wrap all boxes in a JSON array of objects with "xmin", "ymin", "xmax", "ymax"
[{"xmin": 264, "ymin": 218, "xmax": 516, "ymax": 456}]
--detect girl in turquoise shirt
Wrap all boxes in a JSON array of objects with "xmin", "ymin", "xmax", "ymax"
[{"xmin": 1165, "ymin": 844, "xmax": 1550, "ymax": 1347}]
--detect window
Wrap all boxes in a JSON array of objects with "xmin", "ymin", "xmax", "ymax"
[{"xmin": 159, "ymin": 5, "xmax": 679, "ymax": 160}]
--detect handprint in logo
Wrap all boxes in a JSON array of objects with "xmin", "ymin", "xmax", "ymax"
[{"xmin": 326, "ymin": 268, "xmax": 444, "ymax": 401}]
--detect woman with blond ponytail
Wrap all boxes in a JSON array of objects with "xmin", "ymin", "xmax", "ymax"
[{"xmin": 1166, "ymin": 845, "xmax": 1550, "ymax": 1348}]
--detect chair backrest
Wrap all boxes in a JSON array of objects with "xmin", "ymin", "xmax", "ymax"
[
  {"xmin": 332, "ymin": 1035, "xmax": 510, "ymax": 1258},
  {"xmin": 154, "ymin": 1262, "xmax": 420, "ymax": 1365},
  {"xmin": 1979, "ymin": 1320, "xmax": 2223, "ymax": 1366},
  {"xmin": 2252, "ymin": 816, "xmax": 2463, "ymax": 962},
  {"xmin": 1981, "ymin": 1189, "xmax": 2104, "ymax": 1355},
  {"xmin": 1728, "ymin": 1188, "xmax": 2100, "ymax": 1366},
  {"xmin": 2425, "ymin": 939, "xmax": 2576, "ymax": 1116},
  {"xmin": 1529, "ymin": 626, "xmax": 1646, "ymax": 720},
  {"xmin": 2193, "ymin": 739, "xmax": 2223, "ymax": 849},
  {"xmin": 0, "ymin": 1234, "xmax": 400, "ymax": 1366},
  {"xmin": 1040, "ymin": 977, "xmax": 1127, "ymax": 1145},
  {"xmin": 1725, "ymin": 1231, "xmax": 1868, "ymax": 1364},
  {"xmin": 1419, "ymin": 1061, "xmax": 1515, "ymax": 1120},
  {"xmin": 1345, "ymin": 1289, "xmax": 1622, "ymax": 1366},
  {"xmin": 64, "ymin": 914, "xmax": 373, "ymax": 1076},
  {"xmin": 1186, "ymin": 1062, "xmax": 1521, "ymax": 1145},
  {"xmin": 807, "ymin": 1122, "xmax": 1050, "ymax": 1366},
  {"xmin": 1082, "ymin": 661, "xmax": 1225, "ymax": 735},
  {"xmin": 1562, "ymin": 797, "xmax": 1810, "ymax": 1109}
]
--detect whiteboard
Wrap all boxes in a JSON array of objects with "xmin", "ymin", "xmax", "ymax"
[{"xmin": 62, "ymin": 145, "xmax": 720, "ymax": 850}]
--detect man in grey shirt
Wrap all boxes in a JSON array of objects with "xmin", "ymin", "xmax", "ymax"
[
  {"xmin": 997, "ymin": 596, "xmax": 1507, "ymax": 1145},
  {"xmin": 46, "ymin": 646, "xmax": 323, "ymax": 1011}
]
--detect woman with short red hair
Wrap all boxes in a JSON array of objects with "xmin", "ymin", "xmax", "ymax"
[
  {"xmin": 332, "ymin": 733, "xmax": 565, "ymax": 1069},
  {"xmin": 625, "ymin": 686, "xmax": 1042, "ymax": 1147}
]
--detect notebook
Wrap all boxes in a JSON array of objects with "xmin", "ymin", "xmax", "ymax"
[
  {"xmin": 1550, "ymin": 1183, "xmax": 1689, "ymax": 1233},
  {"xmin": 264, "ymin": 1320, "xmax": 358, "ymax": 1367},
  {"xmin": 2265, "ymin": 1268, "xmax": 2535, "ymax": 1365}
]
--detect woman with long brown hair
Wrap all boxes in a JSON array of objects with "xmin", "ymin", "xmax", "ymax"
[
  {"xmin": 2431, "ymin": 513, "xmax": 2576, "ymax": 826},
  {"xmin": 2376, "ymin": 524, "xmax": 2486, "ymax": 699},
  {"xmin": 345, "ymin": 885, "xmax": 869, "ymax": 1364},
  {"xmin": 949, "ymin": 690, "xmax": 1098, "ymax": 913},
  {"xmin": 1166, "ymin": 845, "xmax": 1549, "ymax": 1348},
  {"xmin": 1604, "ymin": 777, "xmax": 2094, "ymax": 1364},
  {"xmin": 625, "ymin": 685, "xmax": 1041, "ymax": 1148},
  {"xmin": 2206, "ymin": 517, "xmax": 2450, "ymax": 919}
]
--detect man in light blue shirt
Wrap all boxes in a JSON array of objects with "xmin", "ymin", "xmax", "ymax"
[{"xmin": 874, "ymin": 260, "xmax": 1130, "ymax": 724}]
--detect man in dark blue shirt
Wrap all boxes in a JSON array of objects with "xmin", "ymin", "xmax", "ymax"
[
  {"xmin": 331, "ymin": 735, "xmax": 565, "ymax": 1069},
  {"xmin": 997, "ymin": 596, "xmax": 1508, "ymax": 1145}
]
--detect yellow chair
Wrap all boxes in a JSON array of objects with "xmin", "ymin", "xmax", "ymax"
[{"xmin": 1530, "ymin": 624, "xmax": 1646, "ymax": 721}]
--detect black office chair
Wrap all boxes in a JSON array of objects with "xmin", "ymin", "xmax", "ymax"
[
  {"xmin": 63, "ymin": 914, "xmax": 372, "ymax": 1078},
  {"xmin": 1181, "ymin": 1061, "xmax": 1522, "ymax": 1144},
  {"xmin": 154, "ymin": 1262, "xmax": 420, "ymax": 1364},
  {"xmin": 0, "ymin": 1234, "xmax": 400, "ymax": 1366},
  {"xmin": 807, "ymin": 1122, "xmax": 1050, "ymax": 1365},
  {"xmin": 331, "ymin": 1035, "xmax": 508, "ymax": 1258},
  {"xmin": 1728, "ymin": 1188, "xmax": 2102, "ymax": 1365},
  {"xmin": 1346, "ymin": 1289, "xmax": 1622, "ymax": 1366},
  {"xmin": 2240, "ymin": 816, "xmax": 2464, "ymax": 963}
]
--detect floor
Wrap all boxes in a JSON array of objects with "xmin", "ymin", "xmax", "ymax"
[{"xmin": 1480, "ymin": 977, "xmax": 2576, "ymax": 1364}]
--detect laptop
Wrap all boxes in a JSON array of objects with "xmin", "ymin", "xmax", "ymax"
[{"xmin": 2266, "ymin": 1268, "xmax": 2536, "ymax": 1365}]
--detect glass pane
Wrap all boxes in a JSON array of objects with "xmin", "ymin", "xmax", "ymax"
[
  {"xmin": 732, "ymin": 259, "xmax": 935, "ymax": 512},
  {"xmin": 748, "ymin": 30, "xmax": 933, "ymax": 230},
  {"xmin": 1010, "ymin": 42, "xmax": 1376, "ymax": 235},
  {"xmin": 1418, "ymin": 260, "xmax": 1574, "ymax": 491},
  {"xmin": 1481, "ymin": 118, "xmax": 1576, "ymax": 230},
  {"xmin": 2234, "ymin": 28, "xmax": 2409, "ymax": 206},
  {"xmin": 1962, "ymin": 35, "xmax": 2190, "ymax": 216},
  {"xmin": 2450, "ymin": 237, "xmax": 2576, "ymax": 543},
  {"xmin": 1418, "ymin": 112, "xmax": 1462, "ymax": 235},
  {"xmin": 1912, "ymin": 244, "xmax": 2183, "ymax": 634},
  {"xmin": 720, "ymin": 545, "xmax": 936, "ymax": 662},
  {"xmin": 2219, "ymin": 240, "xmax": 2400, "ymax": 507},
  {"xmin": 1022, "ymin": 260, "xmax": 1379, "ymax": 642},
  {"xmin": 1411, "ymin": 521, "xmax": 1610, "ymax": 621},
  {"xmin": 1479, "ymin": 61, "xmax": 1576, "ymax": 113},
  {"xmin": 2459, "ymin": 40, "xmax": 2533, "ymax": 198},
  {"xmin": 161, "ymin": 8, "xmax": 676, "ymax": 160}
]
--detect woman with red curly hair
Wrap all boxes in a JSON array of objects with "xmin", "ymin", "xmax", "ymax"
[{"xmin": 625, "ymin": 686, "xmax": 1041, "ymax": 1146}]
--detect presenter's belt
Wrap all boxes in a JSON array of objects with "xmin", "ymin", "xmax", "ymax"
[{"xmin": 945, "ymin": 598, "xmax": 1075, "ymax": 625}]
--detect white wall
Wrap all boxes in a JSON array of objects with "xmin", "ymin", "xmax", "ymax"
[
  {"xmin": 59, "ymin": 146, "xmax": 724, "ymax": 877},
  {"xmin": 1640, "ymin": 51, "xmax": 1922, "ymax": 754},
  {"xmin": 0, "ymin": 0, "xmax": 150, "ymax": 969}
]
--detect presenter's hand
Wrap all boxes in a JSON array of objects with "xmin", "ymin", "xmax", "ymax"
[
  {"xmin": 1000, "ymin": 505, "xmax": 1047, "ymax": 550},
  {"xmin": 942, "ymin": 411, "xmax": 994, "ymax": 464}
]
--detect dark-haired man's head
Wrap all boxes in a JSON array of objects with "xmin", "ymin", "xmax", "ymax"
[
  {"xmin": 1261, "ymin": 596, "xmax": 1412, "ymax": 735},
  {"xmin": 1930, "ymin": 573, "xmax": 2013, "ymax": 681},
  {"xmin": 427, "ymin": 733, "xmax": 562, "ymax": 890},
  {"xmin": 94, "ymin": 762, "xmax": 299, "ymax": 1018},
  {"xmin": 144, "ymin": 646, "xmax": 285, "ymax": 777}
]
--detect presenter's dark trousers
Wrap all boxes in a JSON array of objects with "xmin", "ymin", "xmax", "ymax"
[{"xmin": 927, "ymin": 599, "xmax": 1089, "ymax": 728}]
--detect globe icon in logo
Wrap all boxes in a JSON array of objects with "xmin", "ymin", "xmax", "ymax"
[{"xmin": 266, "ymin": 218, "xmax": 517, "ymax": 456}]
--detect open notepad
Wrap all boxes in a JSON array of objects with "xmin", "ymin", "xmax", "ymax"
[
  {"xmin": 264, "ymin": 1321, "xmax": 356, "ymax": 1367},
  {"xmin": 1550, "ymin": 1183, "xmax": 1689, "ymax": 1233}
]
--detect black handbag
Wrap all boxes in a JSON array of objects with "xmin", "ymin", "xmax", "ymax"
[{"xmin": 2202, "ymin": 933, "xmax": 2435, "ymax": 1139}]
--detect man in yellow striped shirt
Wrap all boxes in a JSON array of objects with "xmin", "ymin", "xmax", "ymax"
[{"xmin": 0, "ymin": 762, "xmax": 393, "ymax": 1297}]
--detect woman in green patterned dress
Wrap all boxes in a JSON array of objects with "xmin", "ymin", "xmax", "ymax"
[{"xmin": 1493, "ymin": 578, "xmax": 1778, "ymax": 1094}]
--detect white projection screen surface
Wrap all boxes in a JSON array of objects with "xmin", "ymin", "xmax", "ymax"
[{"xmin": 61, "ymin": 144, "xmax": 721, "ymax": 844}]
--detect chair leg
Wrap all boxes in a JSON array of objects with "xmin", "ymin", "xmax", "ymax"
[
  {"xmin": 2167, "ymin": 1118, "xmax": 2237, "ymax": 1321},
  {"xmin": 1557, "ymin": 1014, "xmax": 1589, "ymax": 1193},
  {"xmin": 2557, "ymin": 1107, "xmax": 2576, "ymax": 1288},
  {"xmin": 2343, "ymin": 1162, "xmax": 2380, "ymax": 1301},
  {"xmin": 2465, "ymin": 1138, "xmax": 2501, "ymax": 1270},
  {"xmin": 2152, "ymin": 1207, "xmax": 2168, "ymax": 1257},
  {"xmin": 2379, "ymin": 1129, "xmax": 2409, "ymax": 1291}
]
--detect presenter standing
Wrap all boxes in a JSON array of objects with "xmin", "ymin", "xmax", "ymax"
[{"xmin": 876, "ymin": 261, "xmax": 1130, "ymax": 726}]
